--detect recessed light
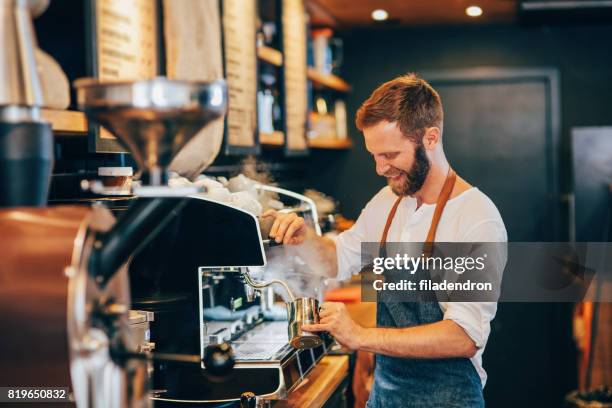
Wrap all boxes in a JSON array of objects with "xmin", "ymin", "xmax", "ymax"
[
  {"xmin": 466, "ymin": 5, "xmax": 483, "ymax": 17},
  {"xmin": 371, "ymin": 9, "xmax": 389, "ymax": 21}
]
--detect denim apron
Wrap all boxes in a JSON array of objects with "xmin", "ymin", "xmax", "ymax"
[{"xmin": 366, "ymin": 169, "xmax": 484, "ymax": 408}]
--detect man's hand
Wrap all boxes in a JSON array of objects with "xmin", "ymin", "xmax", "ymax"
[
  {"xmin": 260, "ymin": 209, "xmax": 339, "ymax": 278},
  {"xmin": 302, "ymin": 302, "xmax": 364, "ymax": 350},
  {"xmin": 262, "ymin": 209, "xmax": 308, "ymax": 245}
]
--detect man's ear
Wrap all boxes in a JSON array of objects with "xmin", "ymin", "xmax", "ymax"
[{"xmin": 421, "ymin": 127, "xmax": 441, "ymax": 150}]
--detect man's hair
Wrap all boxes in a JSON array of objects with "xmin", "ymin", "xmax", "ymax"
[{"xmin": 355, "ymin": 73, "xmax": 443, "ymax": 141}]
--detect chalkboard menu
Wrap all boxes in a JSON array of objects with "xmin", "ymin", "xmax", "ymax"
[
  {"xmin": 87, "ymin": 0, "xmax": 159, "ymax": 153},
  {"xmin": 221, "ymin": 0, "xmax": 259, "ymax": 154},
  {"xmin": 281, "ymin": 0, "xmax": 308, "ymax": 155}
]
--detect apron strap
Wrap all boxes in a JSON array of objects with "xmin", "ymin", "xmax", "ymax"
[
  {"xmin": 379, "ymin": 168, "xmax": 457, "ymax": 256},
  {"xmin": 423, "ymin": 168, "xmax": 456, "ymax": 256},
  {"xmin": 380, "ymin": 196, "xmax": 404, "ymax": 246}
]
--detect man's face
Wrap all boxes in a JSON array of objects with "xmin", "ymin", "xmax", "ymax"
[{"xmin": 363, "ymin": 121, "xmax": 430, "ymax": 196}]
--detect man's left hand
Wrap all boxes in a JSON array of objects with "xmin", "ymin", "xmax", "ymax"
[{"xmin": 302, "ymin": 302, "xmax": 365, "ymax": 350}]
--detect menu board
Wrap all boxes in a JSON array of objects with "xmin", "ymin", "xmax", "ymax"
[
  {"xmin": 282, "ymin": 0, "xmax": 308, "ymax": 154},
  {"xmin": 221, "ymin": 0, "xmax": 259, "ymax": 154},
  {"xmin": 88, "ymin": 0, "xmax": 159, "ymax": 153}
]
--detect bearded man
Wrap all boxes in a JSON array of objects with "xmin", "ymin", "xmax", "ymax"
[{"xmin": 263, "ymin": 73, "xmax": 507, "ymax": 407}]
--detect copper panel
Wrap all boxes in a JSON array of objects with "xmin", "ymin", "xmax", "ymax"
[{"xmin": 0, "ymin": 206, "xmax": 89, "ymax": 388}]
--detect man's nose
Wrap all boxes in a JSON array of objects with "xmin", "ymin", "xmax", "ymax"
[{"xmin": 375, "ymin": 158, "xmax": 390, "ymax": 176}]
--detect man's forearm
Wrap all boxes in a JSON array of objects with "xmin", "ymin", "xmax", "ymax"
[
  {"xmin": 356, "ymin": 320, "xmax": 477, "ymax": 359},
  {"xmin": 294, "ymin": 228, "xmax": 338, "ymax": 278}
]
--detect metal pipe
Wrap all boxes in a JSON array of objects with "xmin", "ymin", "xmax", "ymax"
[
  {"xmin": 88, "ymin": 197, "xmax": 188, "ymax": 286},
  {"xmin": 254, "ymin": 184, "xmax": 322, "ymax": 236},
  {"xmin": 241, "ymin": 272, "xmax": 295, "ymax": 302}
]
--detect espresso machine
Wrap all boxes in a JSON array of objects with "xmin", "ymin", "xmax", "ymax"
[
  {"xmin": 200, "ymin": 187, "xmax": 334, "ymax": 407},
  {"xmin": 124, "ymin": 184, "xmax": 334, "ymax": 407}
]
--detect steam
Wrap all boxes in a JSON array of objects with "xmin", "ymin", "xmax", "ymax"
[
  {"xmin": 167, "ymin": 156, "xmax": 280, "ymax": 216},
  {"xmin": 170, "ymin": 157, "xmax": 335, "ymax": 301},
  {"xmin": 251, "ymin": 244, "xmax": 335, "ymax": 302},
  {"xmin": 237, "ymin": 155, "xmax": 275, "ymax": 186}
]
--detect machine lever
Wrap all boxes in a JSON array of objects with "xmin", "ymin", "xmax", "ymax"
[
  {"xmin": 111, "ymin": 343, "xmax": 235, "ymax": 376},
  {"xmin": 262, "ymin": 239, "xmax": 283, "ymax": 247}
]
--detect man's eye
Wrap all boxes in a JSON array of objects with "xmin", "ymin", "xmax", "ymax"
[{"xmin": 384, "ymin": 153, "xmax": 398, "ymax": 159}]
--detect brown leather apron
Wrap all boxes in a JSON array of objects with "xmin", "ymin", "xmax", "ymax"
[{"xmin": 352, "ymin": 168, "xmax": 457, "ymax": 408}]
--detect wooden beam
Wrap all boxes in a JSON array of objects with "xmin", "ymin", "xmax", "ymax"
[{"xmin": 305, "ymin": 0, "xmax": 338, "ymax": 27}]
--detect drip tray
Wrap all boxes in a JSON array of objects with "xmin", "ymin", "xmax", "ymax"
[
  {"xmin": 232, "ymin": 321, "xmax": 291, "ymax": 361},
  {"xmin": 152, "ymin": 321, "xmax": 334, "ymax": 404},
  {"xmin": 151, "ymin": 364, "xmax": 283, "ymax": 404}
]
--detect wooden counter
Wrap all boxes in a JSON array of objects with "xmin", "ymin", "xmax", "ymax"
[{"xmin": 276, "ymin": 355, "xmax": 349, "ymax": 408}]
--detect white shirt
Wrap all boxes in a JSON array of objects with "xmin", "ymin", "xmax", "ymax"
[{"xmin": 335, "ymin": 185, "xmax": 508, "ymax": 387}]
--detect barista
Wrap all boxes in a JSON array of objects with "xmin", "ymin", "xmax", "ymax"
[{"xmin": 263, "ymin": 74, "xmax": 507, "ymax": 408}]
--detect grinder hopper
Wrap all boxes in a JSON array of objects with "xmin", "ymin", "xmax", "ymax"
[{"xmin": 74, "ymin": 77, "xmax": 226, "ymax": 191}]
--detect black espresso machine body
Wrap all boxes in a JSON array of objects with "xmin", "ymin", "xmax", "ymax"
[
  {"xmin": 128, "ymin": 195, "xmax": 266, "ymax": 360},
  {"xmin": 123, "ymin": 194, "xmax": 333, "ymax": 406}
]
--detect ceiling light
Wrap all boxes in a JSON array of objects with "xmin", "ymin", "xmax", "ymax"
[
  {"xmin": 371, "ymin": 9, "xmax": 389, "ymax": 21},
  {"xmin": 466, "ymin": 5, "xmax": 483, "ymax": 17}
]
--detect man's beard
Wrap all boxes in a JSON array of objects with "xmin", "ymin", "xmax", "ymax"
[{"xmin": 386, "ymin": 144, "xmax": 430, "ymax": 196}]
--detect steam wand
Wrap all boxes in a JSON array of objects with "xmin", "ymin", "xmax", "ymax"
[{"xmin": 241, "ymin": 271, "xmax": 295, "ymax": 302}]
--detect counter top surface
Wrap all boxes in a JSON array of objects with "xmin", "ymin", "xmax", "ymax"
[{"xmin": 275, "ymin": 354, "xmax": 349, "ymax": 408}]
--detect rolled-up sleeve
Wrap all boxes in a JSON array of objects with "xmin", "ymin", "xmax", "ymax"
[
  {"xmin": 443, "ymin": 302, "xmax": 497, "ymax": 348},
  {"xmin": 443, "ymin": 219, "xmax": 508, "ymax": 348},
  {"xmin": 335, "ymin": 208, "xmax": 369, "ymax": 281}
]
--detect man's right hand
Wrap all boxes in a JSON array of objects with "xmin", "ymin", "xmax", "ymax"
[
  {"xmin": 262, "ymin": 210, "xmax": 308, "ymax": 245},
  {"xmin": 261, "ymin": 209, "xmax": 339, "ymax": 277}
]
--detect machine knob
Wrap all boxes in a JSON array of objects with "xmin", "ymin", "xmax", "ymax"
[
  {"xmin": 203, "ymin": 342, "xmax": 234, "ymax": 377},
  {"xmin": 240, "ymin": 392, "xmax": 257, "ymax": 408}
]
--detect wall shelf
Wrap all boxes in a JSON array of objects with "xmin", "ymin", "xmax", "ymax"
[
  {"xmin": 308, "ymin": 138, "xmax": 353, "ymax": 149},
  {"xmin": 260, "ymin": 131, "xmax": 353, "ymax": 150},
  {"xmin": 43, "ymin": 110, "xmax": 352, "ymax": 150},
  {"xmin": 307, "ymin": 68, "xmax": 351, "ymax": 92},
  {"xmin": 260, "ymin": 131, "xmax": 284, "ymax": 146},
  {"xmin": 257, "ymin": 45, "xmax": 283, "ymax": 66},
  {"xmin": 42, "ymin": 109, "xmax": 87, "ymax": 134}
]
